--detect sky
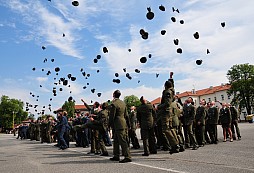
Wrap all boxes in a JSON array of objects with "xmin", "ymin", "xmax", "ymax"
[{"xmin": 0, "ymin": 0, "xmax": 253, "ymax": 117}]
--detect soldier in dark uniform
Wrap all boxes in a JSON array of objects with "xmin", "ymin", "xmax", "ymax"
[
  {"xmin": 219, "ymin": 103, "xmax": 233, "ymax": 142},
  {"xmin": 137, "ymin": 96, "xmax": 157, "ymax": 156},
  {"xmin": 182, "ymin": 97, "xmax": 198, "ymax": 150},
  {"xmin": 57, "ymin": 111, "xmax": 70, "ymax": 149},
  {"xmin": 195, "ymin": 99, "xmax": 207, "ymax": 146},
  {"xmin": 129, "ymin": 106, "xmax": 140, "ymax": 149},
  {"xmin": 157, "ymin": 79, "xmax": 180, "ymax": 154},
  {"xmin": 229, "ymin": 104, "xmax": 241, "ymax": 140},
  {"xmin": 109, "ymin": 90, "xmax": 132, "ymax": 163}
]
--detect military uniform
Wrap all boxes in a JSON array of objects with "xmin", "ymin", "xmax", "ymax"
[
  {"xmin": 157, "ymin": 87, "xmax": 179, "ymax": 153},
  {"xmin": 129, "ymin": 110, "xmax": 140, "ymax": 149},
  {"xmin": 109, "ymin": 98, "xmax": 131, "ymax": 160},
  {"xmin": 137, "ymin": 102, "xmax": 157, "ymax": 155},
  {"xmin": 207, "ymin": 106, "xmax": 219, "ymax": 143},
  {"xmin": 87, "ymin": 108, "xmax": 109, "ymax": 155},
  {"xmin": 195, "ymin": 105, "xmax": 207, "ymax": 146},
  {"xmin": 182, "ymin": 103, "xmax": 198, "ymax": 149},
  {"xmin": 230, "ymin": 106, "xmax": 241, "ymax": 140},
  {"xmin": 35, "ymin": 121, "xmax": 41, "ymax": 141},
  {"xmin": 171, "ymin": 102, "xmax": 185, "ymax": 151}
]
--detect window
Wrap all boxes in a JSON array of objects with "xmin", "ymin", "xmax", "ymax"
[
  {"xmin": 228, "ymin": 95, "xmax": 231, "ymax": 100},
  {"xmin": 214, "ymin": 97, "xmax": 217, "ymax": 102},
  {"xmin": 221, "ymin": 95, "xmax": 224, "ymax": 101},
  {"xmin": 208, "ymin": 98, "xmax": 211, "ymax": 102}
]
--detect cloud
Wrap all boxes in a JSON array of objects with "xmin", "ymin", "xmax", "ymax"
[
  {"xmin": 5, "ymin": 0, "xmax": 85, "ymax": 59},
  {"xmin": 36, "ymin": 77, "xmax": 48, "ymax": 83}
]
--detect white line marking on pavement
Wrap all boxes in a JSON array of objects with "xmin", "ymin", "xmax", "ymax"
[{"xmin": 130, "ymin": 162, "xmax": 187, "ymax": 173}]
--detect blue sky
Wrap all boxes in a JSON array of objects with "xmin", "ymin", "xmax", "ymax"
[{"xmin": 0, "ymin": 0, "xmax": 253, "ymax": 117}]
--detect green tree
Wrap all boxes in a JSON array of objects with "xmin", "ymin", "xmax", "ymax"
[
  {"xmin": 124, "ymin": 95, "xmax": 141, "ymax": 112},
  {"xmin": 227, "ymin": 63, "xmax": 254, "ymax": 115},
  {"xmin": 0, "ymin": 95, "xmax": 28, "ymax": 129},
  {"xmin": 62, "ymin": 99, "xmax": 75, "ymax": 118}
]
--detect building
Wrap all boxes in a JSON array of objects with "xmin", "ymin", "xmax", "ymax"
[
  {"xmin": 55, "ymin": 104, "xmax": 90, "ymax": 117},
  {"xmin": 150, "ymin": 84, "xmax": 246, "ymax": 120}
]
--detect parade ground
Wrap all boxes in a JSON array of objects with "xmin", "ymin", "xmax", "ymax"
[{"xmin": 0, "ymin": 123, "xmax": 254, "ymax": 173}]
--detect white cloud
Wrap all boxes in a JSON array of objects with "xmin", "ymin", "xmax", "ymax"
[{"xmin": 36, "ymin": 77, "xmax": 48, "ymax": 83}]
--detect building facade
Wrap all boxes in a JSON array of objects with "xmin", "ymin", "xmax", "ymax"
[{"xmin": 150, "ymin": 84, "xmax": 247, "ymax": 121}]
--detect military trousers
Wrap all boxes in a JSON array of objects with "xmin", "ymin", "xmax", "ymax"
[
  {"xmin": 231, "ymin": 121, "xmax": 241, "ymax": 138},
  {"xmin": 195, "ymin": 124, "xmax": 205, "ymax": 145},
  {"xmin": 207, "ymin": 124, "xmax": 217, "ymax": 143},
  {"xmin": 161, "ymin": 116, "xmax": 179, "ymax": 147},
  {"xmin": 113, "ymin": 129, "xmax": 131, "ymax": 159},
  {"xmin": 173, "ymin": 125, "xmax": 184, "ymax": 145},
  {"xmin": 183, "ymin": 124, "xmax": 198, "ymax": 147},
  {"xmin": 86, "ymin": 123, "xmax": 108, "ymax": 154},
  {"xmin": 141, "ymin": 127, "xmax": 157, "ymax": 154},
  {"xmin": 129, "ymin": 129, "xmax": 140, "ymax": 148}
]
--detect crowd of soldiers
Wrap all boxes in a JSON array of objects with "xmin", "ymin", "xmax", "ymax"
[{"xmin": 15, "ymin": 72, "xmax": 242, "ymax": 163}]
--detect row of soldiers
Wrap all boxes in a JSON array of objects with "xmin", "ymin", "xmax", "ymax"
[{"xmin": 15, "ymin": 73, "xmax": 242, "ymax": 163}]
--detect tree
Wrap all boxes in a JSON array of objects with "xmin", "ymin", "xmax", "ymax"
[
  {"xmin": 0, "ymin": 95, "xmax": 28, "ymax": 129},
  {"xmin": 124, "ymin": 95, "xmax": 141, "ymax": 112},
  {"xmin": 227, "ymin": 63, "xmax": 254, "ymax": 115},
  {"xmin": 61, "ymin": 99, "xmax": 75, "ymax": 118}
]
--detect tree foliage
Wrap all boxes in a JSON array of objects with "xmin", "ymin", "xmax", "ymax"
[
  {"xmin": 124, "ymin": 95, "xmax": 141, "ymax": 112},
  {"xmin": 0, "ymin": 95, "xmax": 28, "ymax": 129},
  {"xmin": 62, "ymin": 100, "xmax": 75, "ymax": 118},
  {"xmin": 227, "ymin": 63, "xmax": 254, "ymax": 115}
]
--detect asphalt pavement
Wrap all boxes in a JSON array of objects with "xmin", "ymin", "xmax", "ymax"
[{"xmin": 0, "ymin": 122, "xmax": 254, "ymax": 173}]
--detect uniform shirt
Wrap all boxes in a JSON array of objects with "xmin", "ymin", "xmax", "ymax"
[
  {"xmin": 182, "ymin": 103, "xmax": 196, "ymax": 125},
  {"xmin": 109, "ymin": 98, "xmax": 130, "ymax": 130},
  {"xmin": 137, "ymin": 103, "xmax": 155, "ymax": 129},
  {"xmin": 195, "ymin": 105, "xmax": 207, "ymax": 125},
  {"xmin": 207, "ymin": 106, "xmax": 219, "ymax": 124}
]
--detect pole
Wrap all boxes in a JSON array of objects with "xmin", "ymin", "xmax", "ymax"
[{"xmin": 12, "ymin": 111, "xmax": 14, "ymax": 129}]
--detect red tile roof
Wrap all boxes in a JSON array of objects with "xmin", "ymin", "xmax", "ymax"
[
  {"xmin": 177, "ymin": 84, "xmax": 231, "ymax": 98},
  {"xmin": 150, "ymin": 97, "xmax": 161, "ymax": 105},
  {"xmin": 56, "ymin": 104, "xmax": 88, "ymax": 112},
  {"xmin": 150, "ymin": 84, "xmax": 231, "ymax": 103}
]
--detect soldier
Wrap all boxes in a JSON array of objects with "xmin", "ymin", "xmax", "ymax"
[
  {"xmin": 171, "ymin": 97, "xmax": 185, "ymax": 152},
  {"xmin": 40, "ymin": 119, "xmax": 47, "ymax": 143},
  {"xmin": 219, "ymin": 103, "xmax": 233, "ymax": 142},
  {"xmin": 195, "ymin": 99, "xmax": 207, "ymax": 147},
  {"xmin": 182, "ymin": 97, "xmax": 198, "ymax": 150},
  {"xmin": 35, "ymin": 119, "xmax": 41, "ymax": 141},
  {"xmin": 29, "ymin": 120, "xmax": 35, "ymax": 140},
  {"xmin": 137, "ymin": 96, "xmax": 157, "ymax": 156},
  {"xmin": 81, "ymin": 99, "xmax": 101, "ymax": 154},
  {"xmin": 229, "ymin": 104, "xmax": 241, "ymax": 140},
  {"xmin": 84, "ymin": 102, "xmax": 109, "ymax": 156},
  {"xmin": 157, "ymin": 78, "xmax": 180, "ymax": 154},
  {"xmin": 57, "ymin": 111, "xmax": 69, "ymax": 150},
  {"xmin": 46, "ymin": 116, "xmax": 53, "ymax": 143},
  {"xmin": 129, "ymin": 106, "xmax": 140, "ymax": 149},
  {"xmin": 109, "ymin": 90, "xmax": 132, "ymax": 163}
]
